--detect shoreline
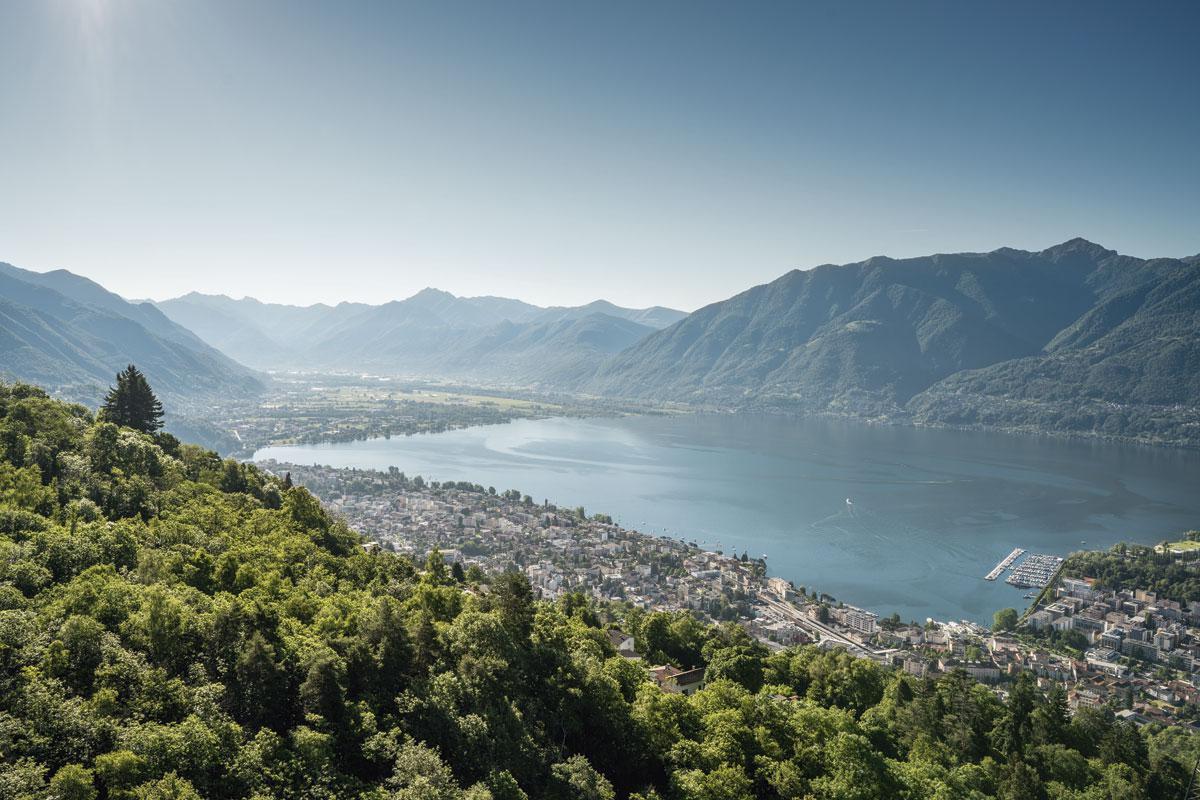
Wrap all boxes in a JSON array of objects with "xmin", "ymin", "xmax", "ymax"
[{"xmin": 255, "ymin": 454, "xmax": 1118, "ymax": 630}]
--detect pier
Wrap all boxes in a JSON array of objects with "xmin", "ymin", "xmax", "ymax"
[{"xmin": 985, "ymin": 547, "xmax": 1025, "ymax": 581}]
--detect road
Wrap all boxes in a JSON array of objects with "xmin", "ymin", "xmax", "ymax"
[{"xmin": 758, "ymin": 592, "xmax": 888, "ymax": 662}]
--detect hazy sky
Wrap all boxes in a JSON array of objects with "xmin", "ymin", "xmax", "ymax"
[{"xmin": 1, "ymin": 1, "xmax": 1196, "ymax": 310}]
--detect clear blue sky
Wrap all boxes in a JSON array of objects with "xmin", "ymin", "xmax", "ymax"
[{"xmin": 1, "ymin": 1, "xmax": 1196, "ymax": 310}]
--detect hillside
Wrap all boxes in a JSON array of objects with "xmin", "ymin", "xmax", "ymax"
[
  {"xmin": 436, "ymin": 312, "xmax": 655, "ymax": 385},
  {"xmin": 0, "ymin": 262, "xmax": 262, "ymax": 411},
  {"xmin": 906, "ymin": 256, "xmax": 1200, "ymax": 442},
  {"xmin": 587, "ymin": 239, "xmax": 1200, "ymax": 443},
  {"xmin": 0, "ymin": 380, "xmax": 1191, "ymax": 799}
]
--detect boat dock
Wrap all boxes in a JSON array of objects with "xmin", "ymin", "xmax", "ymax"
[
  {"xmin": 985, "ymin": 547, "xmax": 1025, "ymax": 581},
  {"xmin": 1006, "ymin": 553, "xmax": 1063, "ymax": 588}
]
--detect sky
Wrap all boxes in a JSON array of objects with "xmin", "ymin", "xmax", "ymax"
[{"xmin": 0, "ymin": 1, "xmax": 1197, "ymax": 311}]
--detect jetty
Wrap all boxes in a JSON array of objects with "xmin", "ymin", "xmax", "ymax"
[{"xmin": 985, "ymin": 547, "xmax": 1025, "ymax": 581}]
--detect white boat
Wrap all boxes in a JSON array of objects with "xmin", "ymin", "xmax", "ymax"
[{"xmin": 845, "ymin": 498, "xmax": 853, "ymax": 506}]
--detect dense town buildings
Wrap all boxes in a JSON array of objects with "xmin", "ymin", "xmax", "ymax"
[{"xmin": 266, "ymin": 460, "xmax": 1200, "ymax": 727}]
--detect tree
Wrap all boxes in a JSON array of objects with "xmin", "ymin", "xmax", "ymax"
[
  {"xmin": 549, "ymin": 755, "xmax": 614, "ymax": 800},
  {"xmin": 100, "ymin": 365, "xmax": 164, "ymax": 433},
  {"xmin": 360, "ymin": 596, "xmax": 413, "ymax": 696},
  {"xmin": 388, "ymin": 740, "xmax": 463, "ymax": 800},
  {"xmin": 132, "ymin": 772, "xmax": 202, "ymax": 800},
  {"xmin": 993, "ymin": 607, "xmax": 1019, "ymax": 632},
  {"xmin": 300, "ymin": 652, "xmax": 346, "ymax": 728},
  {"xmin": 50, "ymin": 764, "xmax": 96, "ymax": 800},
  {"xmin": 491, "ymin": 570, "xmax": 535, "ymax": 638},
  {"xmin": 672, "ymin": 766, "xmax": 753, "ymax": 800},
  {"xmin": 704, "ymin": 645, "xmax": 765, "ymax": 693},
  {"xmin": 995, "ymin": 671, "xmax": 1036, "ymax": 757},
  {"xmin": 1031, "ymin": 684, "xmax": 1069, "ymax": 746},
  {"xmin": 235, "ymin": 632, "xmax": 288, "ymax": 728},
  {"xmin": 487, "ymin": 770, "xmax": 529, "ymax": 800},
  {"xmin": 997, "ymin": 760, "xmax": 1045, "ymax": 800},
  {"xmin": 93, "ymin": 750, "xmax": 148, "ymax": 798},
  {"xmin": 808, "ymin": 731, "xmax": 895, "ymax": 800}
]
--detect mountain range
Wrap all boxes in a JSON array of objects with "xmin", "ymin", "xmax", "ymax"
[
  {"xmin": 154, "ymin": 289, "xmax": 685, "ymax": 383},
  {"xmin": 0, "ymin": 261, "xmax": 262, "ymax": 411},
  {"xmin": 3, "ymin": 238, "xmax": 1197, "ymax": 445},
  {"xmin": 585, "ymin": 238, "xmax": 1200, "ymax": 443}
]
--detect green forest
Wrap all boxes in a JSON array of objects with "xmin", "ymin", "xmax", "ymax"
[
  {"xmin": 1064, "ymin": 542, "xmax": 1200, "ymax": 602},
  {"xmin": 0, "ymin": 379, "xmax": 1195, "ymax": 799}
]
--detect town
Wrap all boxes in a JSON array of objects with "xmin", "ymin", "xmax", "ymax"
[{"xmin": 264, "ymin": 460, "xmax": 1200, "ymax": 725}]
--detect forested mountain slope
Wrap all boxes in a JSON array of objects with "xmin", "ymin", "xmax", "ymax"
[
  {"xmin": 587, "ymin": 239, "xmax": 1199, "ymax": 443},
  {"xmin": 0, "ymin": 380, "xmax": 1193, "ymax": 799},
  {"xmin": 908, "ymin": 259, "xmax": 1200, "ymax": 441},
  {"xmin": 0, "ymin": 263, "xmax": 262, "ymax": 410}
]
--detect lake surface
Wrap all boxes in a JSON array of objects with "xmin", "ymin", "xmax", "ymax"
[{"xmin": 255, "ymin": 414, "xmax": 1200, "ymax": 624}]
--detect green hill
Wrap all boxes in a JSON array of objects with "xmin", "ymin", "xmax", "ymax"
[{"xmin": 0, "ymin": 380, "xmax": 1192, "ymax": 799}]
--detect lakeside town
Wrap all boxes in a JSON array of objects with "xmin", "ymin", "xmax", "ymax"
[{"xmin": 263, "ymin": 460, "xmax": 1200, "ymax": 726}]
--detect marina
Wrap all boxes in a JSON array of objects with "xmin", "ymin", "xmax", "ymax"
[
  {"xmin": 1005, "ymin": 553, "xmax": 1064, "ymax": 588},
  {"xmin": 984, "ymin": 547, "xmax": 1025, "ymax": 580}
]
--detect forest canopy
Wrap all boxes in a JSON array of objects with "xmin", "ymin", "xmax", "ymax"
[{"xmin": 0, "ymin": 379, "xmax": 1194, "ymax": 799}]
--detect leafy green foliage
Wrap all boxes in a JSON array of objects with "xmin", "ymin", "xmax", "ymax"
[
  {"xmin": 1063, "ymin": 543, "xmax": 1200, "ymax": 601},
  {"xmin": 0, "ymin": 380, "xmax": 1193, "ymax": 799},
  {"xmin": 993, "ymin": 608, "xmax": 1019, "ymax": 632}
]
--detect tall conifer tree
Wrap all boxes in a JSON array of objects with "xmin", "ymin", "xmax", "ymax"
[{"xmin": 101, "ymin": 364, "xmax": 164, "ymax": 433}]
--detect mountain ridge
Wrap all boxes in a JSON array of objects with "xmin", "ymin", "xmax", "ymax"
[
  {"xmin": 583, "ymin": 239, "xmax": 1199, "ymax": 444},
  {"xmin": 154, "ymin": 288, "xmax": 687, "ymax": 373},
  {"xmin": 0, "ymin": 262, "xmax": 263, "ymax": 412},
  {"xmin": 8, "ymin": 239, "xmax": 1197, "ymax": 446}
]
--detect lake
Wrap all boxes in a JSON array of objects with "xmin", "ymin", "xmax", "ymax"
[{"xmin": 255, "ymin": 414, "xmax": 1200, "ymax": 624}]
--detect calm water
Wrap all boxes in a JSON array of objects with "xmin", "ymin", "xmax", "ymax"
[{"xmin": 255, "ymin": 415, "xmax": 1200, "ymax": 624}]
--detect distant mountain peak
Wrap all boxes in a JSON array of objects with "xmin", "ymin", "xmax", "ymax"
[
  {"xmin": 1041, "ymin": 237, "xmax": 1115, "ymax": 260},
  {"xmin": 580, "ymin": 299, "xmax": 619, "ymax": 311},
  {"xmin": 411, "ymin": 287, "xmax": 457, "ymax": 301},
  {"xmin": 181, "ymin": 291, "xmax": 232, "ymax": 301}
]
